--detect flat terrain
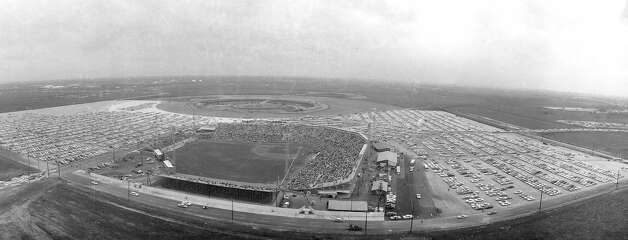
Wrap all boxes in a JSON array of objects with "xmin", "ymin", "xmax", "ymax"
[
  {"xmin": 175, "ymin": 140, "xmax": 309, "ymax": 184},
  {"xmin": 541, "ymin": 131, "xmax": 628, "ymax": 158}
]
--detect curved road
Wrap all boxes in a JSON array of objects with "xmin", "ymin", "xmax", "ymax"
[{"xmin": 62, "ymin": 168, "xmax": 628, "ymax": 236}]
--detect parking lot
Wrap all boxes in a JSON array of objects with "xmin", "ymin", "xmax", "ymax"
[{"xmin": 328, "ymin": 109, "xmax": 627, "ymax": 219}]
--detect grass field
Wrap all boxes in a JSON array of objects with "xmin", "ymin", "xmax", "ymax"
[
  {"xmin": 174, "ymin": 140, "xmax": 309, "ymax": 184},
  {"xmin": 0, "ymin": 154, "xmax": 35, "ymax": 181},
  {"xmin": 0, "ymin": 179, "xmax": 249, "ymax": 240},
  {"xmin": 541, "ymin": 131, "xmax": 628, "ymax": 158}
]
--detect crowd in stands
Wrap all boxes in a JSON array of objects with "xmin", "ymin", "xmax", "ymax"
[
  {"xmin": 167, "ymin": 174, "xmax": 277, "ymax": 192},
  {"xmin": 211, "ymin": 122, "xmax": 366, "ymax": 190}
]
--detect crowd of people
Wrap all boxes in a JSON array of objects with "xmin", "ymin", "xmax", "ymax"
[
  {"xmin": 212, "ymin": 122, "xmax": 366, "ymax": 190},
  {"xmin": 167, "ymin": 174, "xmax": 277, "ymax": 192}
]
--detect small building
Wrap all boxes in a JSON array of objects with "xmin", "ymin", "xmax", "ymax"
[
  {"xmin": 372, "ymin": 142, "xmax": 391, "ymax": 152},
  {"xmin": 327, "ymin": 200, "xmax": 368, "ymax": 212},
  {"xmin": 162, "ymin": 160, "xmax": 174, "ymax": 168},
  {"xmin": 153, "ymin": 149, "xmax": 164, "ymax": 161},
  {"xmin": 197, "ymin": 126, "xmax": 217, "ymax": 134},
  {"xmin": 317, "ymin": 190, "xmax": 339, "ymax": 198},
  {"xmin": 376, "ymin": 151, "xmax": 398, "ymax": 166},
  {"xmin": 371, "ymin": 180, "xmax": 388, "ymax": 194}
]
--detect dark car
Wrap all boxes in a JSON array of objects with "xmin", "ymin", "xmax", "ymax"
[{"xmin": 347, "ymin": 224, "xmax": 362, "ymax": 231}]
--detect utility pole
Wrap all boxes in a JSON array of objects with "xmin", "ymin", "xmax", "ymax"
[
  {"xmin": 92, "ymin": 173, "xmax": 96, "ymax": 207},
  {"xmin": 27, "ymin": 156, "xmax": 31, "ymax": 183},
  {"xmin": 46, "ymin": 160, "xmax": 50, "ymax": 177},
  {"xmin": 410, "ymin": 200, "xmax": 415, "ymax": 233},
  {"xmin": 127, "ymin": 181, "xmax": 130, "ymax": 202},
  {"xmin": 364, "ymin": 209, "xmax": 367, "ymax": 236},
  {"xmin": 57, "ymin": 161, "xmax": 61, "ymax": 177},
  {"xmin": 171, "ymin": 126, "xmax": 176, "ymax": 165},
  {"xmin": 616, "ymin": 169, "xmax": 620, "ymax": 190},
  {"xmin": 538, "ymin": 187, "xmax": 544, "ymax": 212}
]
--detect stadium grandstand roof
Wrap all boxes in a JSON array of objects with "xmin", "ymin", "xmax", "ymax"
[
  {"xmin": 198, "ymin": 126, "xmax": 216, "ymax": 131},
  {"xmin": 327, "ymin": 200, "xmax": 368, "ymax": 212},
  {"xmin": 376, "ymin": 151, "xmax": 397, "ymax": 166}
]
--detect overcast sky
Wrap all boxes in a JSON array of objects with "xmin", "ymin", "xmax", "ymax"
[{"xmin": 1, "ymin": 0, "xmax": 627, "ymax": 96}]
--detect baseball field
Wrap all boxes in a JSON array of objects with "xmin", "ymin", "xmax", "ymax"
[{"xmin": 173, "ymin": 139, "xmax": 310, "ymax": 184}]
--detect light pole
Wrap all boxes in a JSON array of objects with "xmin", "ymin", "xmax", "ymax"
[
  {"xmin": 364, "ymin": 209, "xmax": 368, "ymax": 236},
  {"xmin": 538, "ymin": 187, "xmax": 544, "ymax": 212},
  {"xmin": 410, "ymin": 200, "xmax": 415, "ymax": 233},
  {"xmin": 616, "ymin": 169, "xmax": 620, "ymax": 190}
]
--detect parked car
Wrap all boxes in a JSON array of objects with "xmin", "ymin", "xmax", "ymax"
[{"xmin": 347, "ymin": 224, "xmax": 362, "ymax": 231}]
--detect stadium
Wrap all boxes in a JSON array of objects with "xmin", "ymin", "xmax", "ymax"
[{"xmin": 154, "ymin": 121, "xmax": 369, "ymax": 204}]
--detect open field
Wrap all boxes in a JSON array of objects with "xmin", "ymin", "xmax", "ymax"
[
  {"xmin": 0, "ymin": 179, "xmax": 259, "ymax": 240},
  {"xmin": 175, "ymin": 140, "xmax": 309, "ymax": 184},
  {"xmin": 541, "ymin": 131, "xmax": 628, "ymax": 159},
  {"xmin": 0, "ymin": 152, "xmax": 36, "ymax": 181}
]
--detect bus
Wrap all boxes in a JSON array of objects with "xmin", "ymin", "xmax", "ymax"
[{"xmin": 396, "ymin": 166, "xmax": 401, "ymax": 174}]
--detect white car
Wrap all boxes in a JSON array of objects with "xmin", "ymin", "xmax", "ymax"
[
  {"xmin": 334, "ymin": 217, "xmax": 344, "ymax": 223},
  {"xmin": 402, "ymin": 214, "xmax": 413, "ymax": 219},
  {"xmin": 130, "ymin": 191, "xmax": 139, "ymax": 197},
  {"xmin": 456, "ymin": 215, "xmax": 468, "ymax": 219},
  {"xmin": 416, "ymin": 194, "xmax": 422, "ymax": 199},
  {"xmin": 178, "ymin": 201, "xmax": 192, "ymax": 207},
  {"xmin": 90, "ymin": 181, "xmax": 99, "ymax": 185}
]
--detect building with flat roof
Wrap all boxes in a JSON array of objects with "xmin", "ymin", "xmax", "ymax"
[
  {"xmin": 327, "ymin": 200, "xmax": 368, "ymax": 212},
  {"xmin": 372, "ymin": 142, "xmax": 391, "ymax": 152},
  {"xmin": 376, "ymin": 151, "xmax": 398, "ymax": 166},
  {"xmin": 371, "ymin": 180, "xmax": 388, "ymax": 194}
]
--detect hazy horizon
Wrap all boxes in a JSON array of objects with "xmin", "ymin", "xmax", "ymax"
[{"xmin": 2, "ymin": 0, "xmax": 628, "ymax": 97}]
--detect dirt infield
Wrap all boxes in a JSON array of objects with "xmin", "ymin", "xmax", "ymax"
[
  {"xmin": 157, "ymin": 94, "xmax": 399, "ymax": 118},
  {"xmin": 174, "ymin": 140, "xmax": 310, "ymax": 184}
]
